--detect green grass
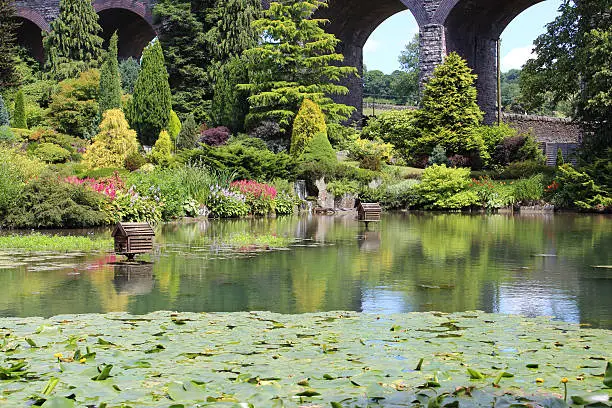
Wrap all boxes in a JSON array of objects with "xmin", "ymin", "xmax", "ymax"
[{"xmin": 0, "ymin": 233, "xmax": 113, "ymax": 252}]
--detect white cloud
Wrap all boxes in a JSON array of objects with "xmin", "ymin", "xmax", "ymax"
[
  {"xmin": 501, "ymin": 46, "xmax": 536, "ymax": 71},
  {"xmin": 363, "ymin": 39, "xmax": 380, "ymax": 54}
]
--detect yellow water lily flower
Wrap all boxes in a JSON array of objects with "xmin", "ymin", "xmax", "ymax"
[
  {"xmin": 535, "ymin": 378, "xmax": 544, "ymax": 384},
  {"xmin": 53, "ymin": 353, "xmax": 63, "ymax": 359}
]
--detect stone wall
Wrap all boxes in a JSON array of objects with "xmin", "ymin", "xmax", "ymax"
[{"xmin": 502, "ymin": 113, "xmax": 582, "ymax": 144}]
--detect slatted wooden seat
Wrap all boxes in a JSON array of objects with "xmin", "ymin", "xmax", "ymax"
[
  {"xmin": 357, "ymin": 203, "xmax": 382, "ymax": 223},
  {"xmin": 111, "ymin": 222, "xmax": 155, "ymax": 260}
]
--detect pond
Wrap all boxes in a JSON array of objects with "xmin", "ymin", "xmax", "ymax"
[{"xmin": 1, "ymin": 213, "xmax": 610, "ymax": 328}]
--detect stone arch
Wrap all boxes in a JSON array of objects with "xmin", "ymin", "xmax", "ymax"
[
  {"xmin": 94, "ymin": 1, "xmax": 156, "ymax": 59},
  {"xmin": 433, "ymin": 0, "xmax": 545, "ymax": 122},
  {"xmin": 315, "ymin": 0, "xmax": 425, "ymax": 122},
  {"xmin": 15, "ymin": 8, "xmax": 49, "ymax": 62}
]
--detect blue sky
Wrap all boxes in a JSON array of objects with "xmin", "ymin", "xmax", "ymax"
[{"xmin": 363, "ymin": 0, "xmax": 563, "ymax": 74}]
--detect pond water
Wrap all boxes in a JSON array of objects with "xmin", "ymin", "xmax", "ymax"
[{"xmin": 1, "ymin": 213, "xmax": 610, "ymax": 328}]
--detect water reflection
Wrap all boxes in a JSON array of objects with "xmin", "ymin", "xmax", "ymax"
[{"xmin": 0, "ymin": 213, "xmax": 610, "ymax": 328}]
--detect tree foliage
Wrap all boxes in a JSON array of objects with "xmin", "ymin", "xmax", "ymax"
[
  {"xmin": 168, "ymin": 110, "xmax": 181, "ymax": 142},
  {"xmin": 0, "ymin": 95, "xmax": 9, "ymax": 126},
  {"xmin": 83, "ymin": 109, "xmax": 139, "ymax": 169},
  {"xmin": 43, "ymin": 0, "xmax": 103, "ymax": 80},
  {"xmin": 119, "ymin": 58, "xmax": 140, "ymax": 94},
  {"xmin": 154, "ymin": 0, "xmax": 210, "ymax": 122},
  {"xmin": 0, "ymin": 0, "xmax": 19, "ymax": 88},
  {"xmin": 150, "ymin": 130, "xmax": 173, "ymax": 166},
  {"xmin": 290, "ymin": 99, "xmax": 327, "ymax": 157},
  {"xmin": 12, "ymin": 89, "xmax": 27, "ymax": 129},
  {"xmin": 129, "ymin": 40, "xmax": 172, "ymax": 146},
  {"xmin": 240, "ymin": 0, "xmax": 356, "ymax": 132},
  {"xmin": 211, "ymin": 56, "xmax": 250, "ymax": 132},
  {"xmin": 176, "ymin": 113, "xmax": 199, "ymax": 150},
  {"xmin": 520, "ymin": 0, "xmax": 611, "ymax": 160},
  {"xmin": 98, "ymin": 32, "xmax": 122, "ymax": 117}
]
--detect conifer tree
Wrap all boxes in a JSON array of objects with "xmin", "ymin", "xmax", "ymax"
[
  {"xmin": 0, "ymin": 95, "xmax": 10, "ymax": 126},
  {"xmin": 43, "ymin": 0, "xmax": 103, "ymax": 80},
  {"xmin": 0, "ymin": 0, "xmax": 19, "ymax": 88},
  {"xmin": 208, "ymin": 0, "xmax": 261, "ymax": 63},
  {"xmin": 167, "ymin": 110, "xmax": 181, "ymax": 143},
  {"xmin": 83, "ymin": 109, "xmax": 139, "ymax": 169},
  {"xmin": 98, "ymin": 32, "xmax": 122, "ymax": 117},
  {"xmin": 240, "ymin": 0, "xmax": 356, "ymax": 133},
  {"xmin": 150, "ymin": 130, "xmax": 172, "ymax": 166},
  {"xmin": 290, "ymin": 99, "xmax": 327, "ymax": 157},
  {"xmin": 129, "ymin": 40, "xmax": 172, "ymax": 146},
  {"xmin": 176, "ymin": 114, "xmax": 199, "ymax": 150},
  {"xmin": 211, "ymin": 56, "xmax": 250, "ymax": 132},
  {"xmin": 13, "ymin": 90, "xmax": 27, "ymax": 129},
  {"xmin": 119, "ymin": 58, "xmax": 140, "ymax": 94}
]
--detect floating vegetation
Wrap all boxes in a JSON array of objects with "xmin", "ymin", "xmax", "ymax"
[
  {"xmin": 0, "ymin": 311, "xmax": 610, "ymax": 406},
  {"xmin": 208, "ymin": 232, "xmax": 292, "ymax": 250},
  {"xmin": 0, "ymin": 233, "xmax": 112, "ymax": 252}
]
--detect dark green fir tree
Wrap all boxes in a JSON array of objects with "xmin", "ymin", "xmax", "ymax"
[
  {"xmin": 0, "ymin": 0, "xmax": 19, "ymax": 88},
  {"xmin": 98, "ymin": 32, "xmax": 122, "ymax": 117},
  {"xmin": 43, "ymin": 0, "xmax": 103, "ymax": 80},
  {"xmin": 176, "ymin": 113, "xmax": 199, "ymax": 150},
  {"xmin": 128, "ymin": 40, "xmax": 172, "ymax": 146},
  {"xmin": 12, "ymin": 89, "xmax": 27, "ymax": 129}
]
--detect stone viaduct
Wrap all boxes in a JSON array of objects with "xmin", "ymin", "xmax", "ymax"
[{"xmin": 14, "ymin": 0, "xmax": 545, "ymax": 123}]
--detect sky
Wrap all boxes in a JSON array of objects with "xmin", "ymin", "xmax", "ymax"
[{"xmin": 363, "ymin": 0, "xmax": 563, "ymax": 74}]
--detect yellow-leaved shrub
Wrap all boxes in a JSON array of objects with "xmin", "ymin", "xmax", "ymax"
[
  {"xmin": 150, "ymin": 130, "xmax": 173, "ymax": 166},
  {"xmin": 290, "ymin": 99, "xmax": 327, "ymax": 157},
  {"xmin": 83, "ymin": 109, "xmax": 139, "ymax": 169}
]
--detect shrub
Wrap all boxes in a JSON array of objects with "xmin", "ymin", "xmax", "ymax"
[
  {"xmin": 0, "ymin": 95, "xmax": 10, "ymax": 126},
  {"xmin": 83, "ymin": 109, "xmax": 139, "ymax": 169},
  {"xmin": 327, "ymin": 123, "xmax": 358, "ymax": 150},
  {"xmin": 273, "ymin": 193, "xmax": 298, "ymax": 215},
  {"xmin": 231, "ymin": 180, "xmax": 277, "ymax": 216},
  {"xmin": 127, "ymin": 168, "xmax": 188, "ymax": 220},
  {"xmin": 29, "ymin": 128, "xmax": 74, "ymax": 150},
  {"xmin": 448, "ymin": 155, "xmax": 471, "ymax": 168},
  {"xmin": 499, "ymin": 160, "xmax": 551, "ymax": 179},
  {"xmin": 327, "ymin": 179, "xmax": 360, "ymax": 197},
  {"xmin": 290, "ymin": 99, "xmax": 327, "ymax": 157},
  {"xmin": 3, "ymin": 178, "xmax": 110, "ymax": 228},
  {"xmin": 181, "ymin": 144, "xmax": 296, "ymax": 181},
  {"xmin": 361, "ymin": 109, "xmax": 416, "ymax": 155},
  {"xmin": 119, "ymin": 57, "xmax": 140, "ymax": 94},
  {"xmin": 0, "ymin": 156, "xmax": 23, "ymax": 216},
  {"xmin": 168, "ymin": 110, "xmax": 182, "ymax": 143},
  {"xmin": 382, "ymin": 179, "xmax": 420, "ymax": 209},
  {"xmin": 228, "ymin": 134, "xmax": 270, "ymax": 150},
  {"xmin": 492, "ymin": 133, "xmax": 545, "ymax": 166},
  {"xmin": 550, "ymin": 164, "xmax": 611, "ymax": 210},
  {"xmin": 150, "ymin": 130, "xmax": 173, "ymax": 167},
  {"xmin": 512, "ymin": 174, "xmax": 544, "ymax": 204},
  {"xmin": 47, "ymin": 69, "xmax": 100, "ymax": 137},
  {"xmin": 200, "ymin": 126, "xmax": 231, "ymax": 147},
  {"xmin": 299, "ymin": 131, "xmax": 336, "ymax": 167},
  {"xmin": 469, "ymin": 177, "xmax": 514, "ymax": 209},
  {"xmin": 0, "ymin": 126, "xmax": 16, "ymax": 143},
  {"xmin": 12, "ymin": 90, "xmax": 27, "ymax": 129},
  {"xmin": 249, "ymin": 120, "xmax": 287, "ymax": 153},
  {"xmin": 206, "ymin": 185, "xmax": 249, "ymax": 218},
  {"xmin": 413, "ymin": 164, "xmax": 478, "ymax": 209},
  {"xmin": 176, "ymin": 114, "xmax": 199, "ymax": 150},
  {"xmin": 427, "ymin": 144, "xmax": 448, "ymax": 166},
  {"xmin": 556, "ymin": 147, "xmax": 564, "ymax": 166},
  {"xmin": 33, "ymin": 142, "xmax": 71, "ymax": 163},
  {"xmin": 349, "ymin": 138, "xmax": 393, "ymax": 171},
  {"xmin": 473, "ymin": 123, "xmax": 516, "ymax": 155},
  {"xmin": 124, "ymin": 152, "xmax": 146, "ymax": 171},
  {"xmin": 111, "ymin": 189, "xmax": 163, "ymax": 224}
]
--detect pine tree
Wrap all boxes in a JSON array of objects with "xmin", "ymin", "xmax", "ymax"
[
  {"xmin": 119, "ymin": 58, "xmax": 140, "ymax": 94},
  {"xmin": 208, "ymin": 0, "xmax": 261, "ymax": 63},
  {"xmin": 98, "ymin": 32, "xmax": 122, "ymax": 117},
  {"xmin": 290, "ymin": 99, "xmax": 327, "ymax": 157},
  {"xmin": 83, "ymin": 109, "xmax": 139, "ymax": 169},
  {"xmin": 0, "ymin": 0, "xmax": 19, "ymax": 88},
  {"xmin": 129, "ymin": 40, "xmax": 172, "ymax": 146},
  {"xmin": 0, "ymin": 95, "xmax": 9, "ymax": 126},
  {"xmin": 13, "ymin": 90, "xmax": 27, "ymax": 129},
  {"xmin": 240, "ymin": 0, "xmax": 356, "ymax": 133},
  {"xmin": 176, "ymin": 113, "xmax": 199, "ymax": 150},
  {"xmin": 211, "ymin": 56, "xmax": 250, "ymax": 132},
  {"xmin": 43, "ymin": 0, "xmax": 103, "ymax": 80}
]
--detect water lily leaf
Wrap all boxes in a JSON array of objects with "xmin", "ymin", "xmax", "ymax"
[
  {"xmin": 467, "ymin": 368, "xmax": 485, "ymax": 379},
  {"xmin": 330, "ymin": 402, "xmax": 344, "ymax": 408},
  {"xmin": 604, "ymin": 362, "xmax": 612, "ymax": 388},
  {"xmin": 167, "ymin": 380, "xmax": 207, "ymax": 402},
  {"xmin": 296, "ymin": 389, "xmax": 321, "ymax": 397},
  {"xmin": 41, "ymin": 397, "xmax": 75, "ymax": 408},
  {"xmin": 539, "ymin": 397, "xmax": 569, "ymax": 408}
]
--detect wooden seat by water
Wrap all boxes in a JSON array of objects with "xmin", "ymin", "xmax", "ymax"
[
  {"xmin": 112, "ymin": 222, "xmax": 155, "ymax": 260},
  {"xmin": 358, "ymin": 203, "xmax": 382, "ymax": 223}
]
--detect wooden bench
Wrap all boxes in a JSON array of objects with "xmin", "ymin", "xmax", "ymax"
[{"xmin": 112, "ymin": 222, "xmax": 155, "ymax": 260}]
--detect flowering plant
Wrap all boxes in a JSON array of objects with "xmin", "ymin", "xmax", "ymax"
[
  {"xmin": 206, "ymin": 185, "xmax": 249, "ymax": 218},
  {"xmin": 64, "ymin": 173, "xmax": 124, "ymax": 201},
  {"xmin": 230, "ymin": 180, "xmax": 277, "ymax": 215}
]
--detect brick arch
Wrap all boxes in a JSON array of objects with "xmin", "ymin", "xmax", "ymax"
[
  {"xmin": 15, "ymin": 7, "xmax": 50, "ymax": 31},
  {"xmin": 93, "ymin": 0, "xmax": 153, "ymax": 25},
  {"xmin": 399, "ymin": 0, "xmax": 431, "ymax": 27}
]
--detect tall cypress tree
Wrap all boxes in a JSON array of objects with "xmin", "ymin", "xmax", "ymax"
[
  {"xmin": 98, "ymin": 32, "xmax": 122, "ymax": 117},
  {"xmin": 13, "ymin": 89, "xmax": 27, "ymax": 129},
  {"xmin": 0, "ymin": 0, "xmax": 19, "ymax": 88},
  {"xmin": 43, "ymin": 0, "xmax": 103, "ymax": 80},
  {"xmin": 129, "ymin": 40, "xmax": 172, "ymax": 146},
  {"xmin": 0, "ymin": 95, "xmax": 10, "ymax": 126},
  {"xmin": 210, "ymin": 0, "xmax": 261, "ymax": 132}
]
